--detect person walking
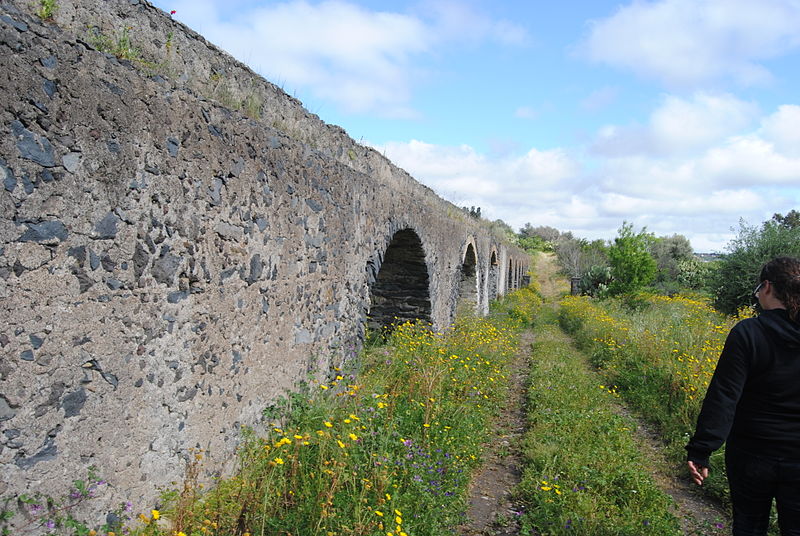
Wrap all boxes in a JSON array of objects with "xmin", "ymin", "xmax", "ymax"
[{"xmin": 686, "ymin": 257, "xmax": 800, "ymax": 535}]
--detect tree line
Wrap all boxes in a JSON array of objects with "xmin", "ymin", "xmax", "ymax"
[{"xmin": 487, "ymin": 209, "xmax": 800, "ymax": 315}]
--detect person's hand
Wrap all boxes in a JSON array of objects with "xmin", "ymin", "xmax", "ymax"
[{"xmin": 687, "ymin": 461, "xmax": 709, "ymax": 486}]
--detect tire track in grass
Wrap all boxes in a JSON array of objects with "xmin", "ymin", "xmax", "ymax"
[
  {"xmin": 519, "ymin": 312, "xmax": 682, "ymax": 535},
  {"xmin": 459, "ymin": 330, "xmax": 533, "ymax": 536}
]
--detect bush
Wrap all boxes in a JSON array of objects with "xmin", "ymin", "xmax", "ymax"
[
  {"xmin": 578, "ymin": 264, "xmax": 612, "ymax": 297},
  {"xmin": 677, "ymin": 257, "xmax": 715, "ymax": 290},
  {"xmin": 607, "ymin": 222, "xmax": 657, "ymax": 296},
  {"xmin": 710, "ymin": 220, "xmax": 800, "ymax": 315}
]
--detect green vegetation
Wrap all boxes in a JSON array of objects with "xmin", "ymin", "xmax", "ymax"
[
  {"xmin": 511, "ymin": 209, "xmax": 799, "ymax": 320},
  {"xmin": 607, "ymin": 222, "xmax": 657, "ymax": 296},
  {"xmin": 35, "ymin": 0, "xmax": 57, "ymax": 20},
  {"xmin": 518, "ymin": 309, "xmax": 681, "ymax": 535},
  {"xmin": 88, "ymin": 26, "xmax": 145, "ymax": 63},
  {"xmin": 0, "ymin": 466, "xmax": 126, "ymax": 536},
  {"xmin": 558, "ymin": 292, "xmax": 745, "ymax": 502},
  {"xmin": 709, "ymin": 215, "xmax": 800, "ymax": 315}
]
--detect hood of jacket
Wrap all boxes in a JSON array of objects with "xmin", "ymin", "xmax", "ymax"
[{"xmin": 758, "ymin": 308, "xmax": 800, "ymax": 348}]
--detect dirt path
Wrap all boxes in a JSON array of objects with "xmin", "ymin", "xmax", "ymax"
[
  {"xmin": 459, "ymin": 254, "xmax": 565, "ymax": 535},
  {"xmin": 458, "ymin": 330, "xmax": 531, "ymax": 535},
  {"xmin": 460, "ymin": 253, "xmax": 730, "ymax": 535}
]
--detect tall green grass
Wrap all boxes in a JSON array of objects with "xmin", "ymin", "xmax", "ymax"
[
  {"xmin": 518, "ymin": 310, "xmax": 681, "ymax": 535},
  {"xmin": 558, "ymin": 292, "xmax": 750, "ymax": 502}
]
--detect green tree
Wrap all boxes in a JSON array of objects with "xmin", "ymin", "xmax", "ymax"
[
  {"xmin": 607, "ymin": 222, "xmax": 657, "ymax": 295},
  {"xmin": 651, "ymin": 234, "xmax": 694, "ymax": 280},
  {"xmin": 518, "ymin": 235, "xmax": 549, "ymax": 253},
  {"xmin": 771, "ymin": 209, "xmax": 800, "ymax": 229},
  {"xmin": 710, "ymin": 219, "xmax": 800, "ymax": 314},
  {"xmin": 487, "ymin": 219, "xmax": 517, "ymax": 244}
]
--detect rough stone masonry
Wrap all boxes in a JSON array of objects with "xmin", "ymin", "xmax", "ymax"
[{"xmin": 0, "ymin": 0, "xmax": 529, "ymax": 528}]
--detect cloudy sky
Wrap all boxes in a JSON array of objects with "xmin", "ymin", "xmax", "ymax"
[{"xmin": 152, "ymin": 0, "xmax": 800, "ymax": 252}]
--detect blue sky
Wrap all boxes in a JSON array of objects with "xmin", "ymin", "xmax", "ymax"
[{"xmin": 151, "ymin": 0, "xmax": 800, "ymax": 252}]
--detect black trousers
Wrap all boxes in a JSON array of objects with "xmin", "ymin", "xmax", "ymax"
[{"xmin": 726, "ymin": 444, "xmax": 800, "ymax": 536}]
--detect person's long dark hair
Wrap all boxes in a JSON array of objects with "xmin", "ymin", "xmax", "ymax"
[{"xmin": 760, "ymin": 257, "xmax": 800, "ymax": 323}]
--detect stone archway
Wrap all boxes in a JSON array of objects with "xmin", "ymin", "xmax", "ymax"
[{"xmin": 366, "ymin": 228, "xmax": 432, "ymax": 331}]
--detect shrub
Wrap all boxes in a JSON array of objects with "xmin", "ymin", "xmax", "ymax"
[
  {"xmin": 710, "ymin": 219, "xmax": 800, "ymax": 315},
  {"xmin": 578, "ymin": 264, "xmax": 612, "ymax": 297},
  {"xmin": 607, "ymin": 222, "xmax": 657, "ymax": 295}
]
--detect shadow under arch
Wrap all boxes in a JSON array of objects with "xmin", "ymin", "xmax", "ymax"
[
  {"xmin": 366, "ymin": 228, "xmax": 432, "ymax": 333},
  {"xmin": 456, "ymin": 242, "xmax": 478, "ymax": 317}
]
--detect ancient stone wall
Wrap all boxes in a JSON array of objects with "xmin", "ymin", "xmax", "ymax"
[{"xmin": 0, "ymin": 0, "xmax": 529, "ymax": 528}]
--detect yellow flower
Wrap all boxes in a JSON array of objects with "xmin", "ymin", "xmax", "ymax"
[
  {"xmin": 375, "ymin": 510, "xmax": 384, "ymax": 516},
  {"xmin": 151, "ymin": 509, "xmax": 160, "ymax": 520},
  {"xmin": 273, "ymin": 457, "xmax": 284, "ymax": 465},
  {"xmin": 337, "ymin": 440, "xmax": 346, "ymax": 448},
  {"xmin": 324, "ymin": 421, "xmax": 333, "ymax": 428},
  {"xmin": 349, "ymin": 433, "xmax": 358, "ymax": 441}
]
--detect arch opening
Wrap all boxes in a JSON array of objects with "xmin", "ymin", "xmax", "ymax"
[
  {"xmin": 507, "ymin": 259, "xmax": 514, "ymax": 292},
  {"xmin": 367, "ymin": 229, "xmax": 431, "ymax": 332},
  {"xmin": 456, "ymin": 243, "xmax": 478, "ymax": 316}
]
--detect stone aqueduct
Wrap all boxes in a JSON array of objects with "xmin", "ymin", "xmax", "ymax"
[{"xmin": 0, "ymin": 0, "xmax": 529, "ymax": 516}]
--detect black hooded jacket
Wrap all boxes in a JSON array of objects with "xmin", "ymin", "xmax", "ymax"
[{"xmin": 686, "ymin": 308, "xmax": 800, "ymax": 467}]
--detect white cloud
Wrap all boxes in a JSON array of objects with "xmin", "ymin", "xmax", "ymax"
[
  {"xmin": 700, "ymin": 136, "xmax": 800, "ymax": 185},
  {"xmin": 170, "ymin": 0, "xmax": 527, "ymax": 117},
  {"xmin": 581, "ymin": 0, "xmax": 800, "ymax": 88},
  {"xmin": 592, "ymin": 92, "xmax": 760, "ymax": 157},
  {"xmin": 417, "ymin": 0, "xmax": 530, "ymax": 46},
  {"xmin": 759, "ymin": 105, "xmax": 800, "ymax": 157}
]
